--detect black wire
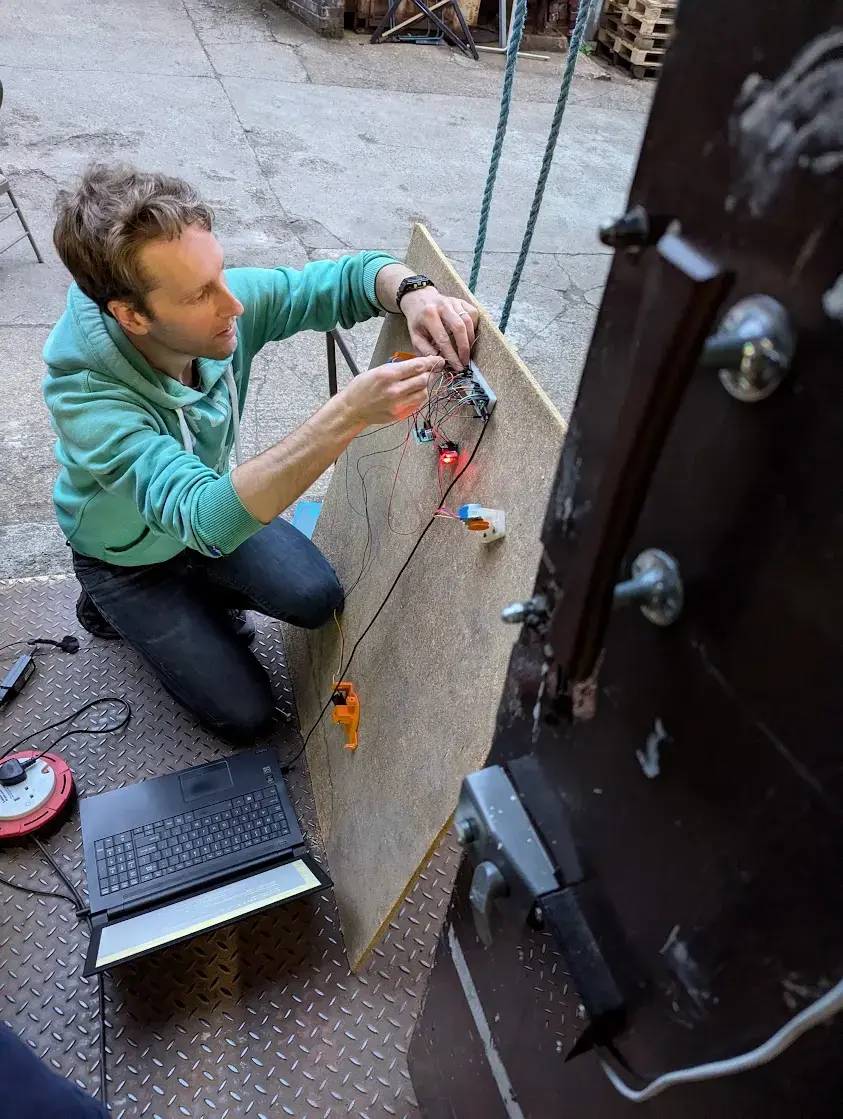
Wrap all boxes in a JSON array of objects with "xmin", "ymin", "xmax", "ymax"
[
  {"xmin": 0, "ymin": 697, "xmax": 128, "ymax": 1107},
  {"xmin": 0, "ymin": 696, "xmax": 131, "ymax": 764},
  {"xmin": 33, "ymin": 836, "xmax": 85, "ymax": 909},
  {"xmin": 0, "ymin": 872, "xmax": 80, "ymax": 908},
  {"xmin": 342, "ymin": 382, "xmax": 478, "ymax": 600},
  {"xmin": 97, "ymin": 972, "xmax": 107, "ymax": 1107},
  {"xmin": 343, "ymin": 424, "xmax": 417, "ymax": 599},
  {"xmin": 0, "ymin": 636, "xmax": 78, "ymax": 659},
  {"xmin": 23, "ymin": 703, "xmax": 132, "ymax": 771},
  {"xmin": 30, "ymin": 837, "xmax": 107, "ymax": 1107},
  {"xmin": 283, "ymin": 416, "xmax": 490, "ymax": 773}
]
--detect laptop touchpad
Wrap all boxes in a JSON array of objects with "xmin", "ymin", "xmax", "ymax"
[{"xmin": 179, "ymin": 760, "xmax": 233, "ymax": 802}]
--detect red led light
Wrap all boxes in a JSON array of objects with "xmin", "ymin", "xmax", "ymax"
[{"xmin": 439, "ymin": 448, "xmax": 458, "ymax": 466}]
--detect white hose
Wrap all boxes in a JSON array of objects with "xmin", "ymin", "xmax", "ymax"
[{"xmin": 601, "ymin": 976, "xmax": 843, "ymax": 1102}]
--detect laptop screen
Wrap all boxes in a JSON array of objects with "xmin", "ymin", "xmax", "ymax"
[{"xmin": 91, "ymin": 858, "xmax": 322, "ymax": 971}]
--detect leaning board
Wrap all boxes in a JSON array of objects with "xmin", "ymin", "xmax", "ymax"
[{"xmin": 285, "ymin": 225, "xmax": 566, "ymax": 970}]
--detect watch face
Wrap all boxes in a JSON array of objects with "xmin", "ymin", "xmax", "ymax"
[{"xmin": 398, "ymin": 276, "xmax": 433, "ymax": 305}]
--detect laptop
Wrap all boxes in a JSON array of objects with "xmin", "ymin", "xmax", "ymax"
[{"xmin": 80, "ymin": 747, "xmax": 330, "ymax": 975}]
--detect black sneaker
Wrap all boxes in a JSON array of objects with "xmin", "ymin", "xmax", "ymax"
[
  {"xmin": 229, "ymin": 609, "xmax": 256, "ymax": 645},
  {"xmin": 75, "ymin": 591, "xmax": 120, "ymax": 640}
]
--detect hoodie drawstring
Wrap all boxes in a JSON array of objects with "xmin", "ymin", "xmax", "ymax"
[
  {"xmin": 176, "ymin": 364, "xmax": 242, "ymax": 468},
  {"xmin": 176, "ymin": 407, "xmax": 193, "ymax": 455},
  {"xmin": 223, "ymin": 365, "xmax": 243, "ymax": 467}
]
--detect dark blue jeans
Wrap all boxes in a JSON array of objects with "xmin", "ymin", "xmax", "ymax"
[
  {"xmin": 73, "ymin": 518, "xmax": 343, "ymax": 741},
  {"xmin": 0, "ymin": 1025, "xmax": 106, "ymax": 1117}
]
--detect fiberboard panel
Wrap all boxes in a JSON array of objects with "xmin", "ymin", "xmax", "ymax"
[{"xmin": 285, "ymin": 224, "xmax": 566, "ymax": 970}]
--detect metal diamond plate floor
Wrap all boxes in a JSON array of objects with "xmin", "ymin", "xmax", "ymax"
[{"xmin": 0, "ymin": 575, "xmax": 459, "ymax": 1119}]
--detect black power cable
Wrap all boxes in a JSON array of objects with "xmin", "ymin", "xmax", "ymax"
[
  {"xmin": 0, "ymin": 871, "xmax": 80, "ymax": 908},
  {"xmin": 0, "ymin": 635, "xmax": 80, "ymax": 657},
  {"xmin": 0, "ymin": 838, "xmax": 107, "ymax": 1107},
  {"xmin": 0, "ymin": 700, "xmax": 130, "ymax": 1102},
  {"xmin": 0, "ymin": 696, "xmax": 132, "ymax": 765},
  {"xmin": 282, "ymin": 416, "xmax": 490, "ymax": 774}
]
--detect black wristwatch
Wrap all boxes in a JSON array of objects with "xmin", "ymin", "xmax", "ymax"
[{"xmin": 395, "ymin": 274, "xmax": 435, "ymax": 312}]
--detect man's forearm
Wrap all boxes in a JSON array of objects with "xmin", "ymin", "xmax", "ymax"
[
  {"xmin": 375, "ymin": 262, "xmax": 416, "ymax": 314},
  {"xmin": 231, "ymin": 392, "xmax": 365, "ymax": 524}
]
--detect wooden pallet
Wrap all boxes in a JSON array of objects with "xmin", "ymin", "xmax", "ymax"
[
  {"xmin": 620, "ymin": 8, "xmax": 673, "ymax": 38},
  {"xmin": 595, "ymin": 37, "xmax": 661, "ymax": 78},
  {"xmin": 612, "ymin": 34, "xmax": 665, "ymax": 65},
  {"xmin": 626, "ymin": 0, "xmax": 676, "ymax": 17},
  {"xmin": 600, "ymin": 12, "xmax": 671, "ymax": 49}
]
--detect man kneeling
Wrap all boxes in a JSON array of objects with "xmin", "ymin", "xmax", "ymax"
[{"xmin": 43, "ymin": 164, "xmax": 478, "ymax": 741}]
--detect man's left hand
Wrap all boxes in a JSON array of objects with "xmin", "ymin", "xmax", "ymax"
[{"xmin": 400, "ymin": 288, "xmax": 479, "ymax": 369}]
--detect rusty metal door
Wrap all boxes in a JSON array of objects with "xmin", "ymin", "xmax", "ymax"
[{"xmin": 408, "ymin": 1, "xmax": 843, "ymax": 1114}]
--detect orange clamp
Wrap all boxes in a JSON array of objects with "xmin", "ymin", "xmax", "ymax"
[{"xmin": 331, "ymin": 681, "xmax": 360, "ymax": 751}]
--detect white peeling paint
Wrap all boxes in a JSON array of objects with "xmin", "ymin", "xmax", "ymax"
[
  {"xmin": 730, "ymin": 29, "xmax": 843, "ymax": 215},
  {"xmin": 636, "ymin": 717, "xmax": 668, "ymax": 779}
]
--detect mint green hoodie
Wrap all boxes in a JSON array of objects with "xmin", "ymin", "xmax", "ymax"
[{"xmin": 42, "ymin": 252, "xmax": 395, "ymax": 566}]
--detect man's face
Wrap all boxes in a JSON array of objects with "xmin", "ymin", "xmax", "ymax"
[{"xmin": 119, "ymin": 225, "xmax": 244, "ymax": 360}]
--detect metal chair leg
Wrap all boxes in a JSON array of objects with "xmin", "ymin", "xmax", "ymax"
[
  {"xmin": 371, "ymin": 0, "xmax": 407, "ymax": 44},
  {"xmin": 1, "ymin": 178, "xmax": 44, "ymax": 263},
  {"xmin": 326, "ymin": 331, "xmax": 339, "ymax": 397},
  {"xmin": 449, "ymin": 0, "xmax": 480, "ymax": 59},
  {"xmin": 331, "ymin": 328, "xmax": 362, "ymax": 379}
]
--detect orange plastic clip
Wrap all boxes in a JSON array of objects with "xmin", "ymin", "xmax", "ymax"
[
  {"xmin": 331, "ymin": 682, "xmax": 360, "ymax": 751},
  {"xmin": 389, "ymin": 351, "xmax": 416, "ymax": 362}
]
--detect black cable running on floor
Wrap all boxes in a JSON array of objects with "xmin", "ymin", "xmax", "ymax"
[
  {"xmin": 0, "ymin": 696, "xmax": 131, "ymax": 764},
  {"xmin": 0, "ymin": 839, "xmax": 107, "ymax": 1107},
  {"xmin": 34, "ymin": 838, "xmax": 107, "ymax": 1108}
]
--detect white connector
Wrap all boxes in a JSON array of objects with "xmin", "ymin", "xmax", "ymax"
[{"xmin": 458, "ymin": 504, "xmax": 506, "ymax": 542}]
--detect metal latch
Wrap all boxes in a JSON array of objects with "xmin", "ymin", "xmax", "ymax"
[
  {"xmin": 455, "ymin": 761, "xmax": 636, "ymax": 1046},
  {"xmin": 455, "ymin": 766, "xmax": 558, "ymax": 945}
]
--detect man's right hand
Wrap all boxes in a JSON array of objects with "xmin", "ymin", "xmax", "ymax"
[
  {"xmin": 232, "ymin": 355, "xmax": 446, "ymax": 526},
  {"xmin": 341, "ymin": 355, "xmax": 445, "ymax": 427}
]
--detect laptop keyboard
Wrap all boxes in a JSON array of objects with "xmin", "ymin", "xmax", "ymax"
[{"xmin": 94, "ymin": 787, "xmax": 290, "ymax": 896}]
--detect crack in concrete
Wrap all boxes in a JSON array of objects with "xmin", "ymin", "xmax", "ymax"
[
  {"xmin": 517, "ymin": 297, "xmax": 597, "ymax": 353},
  {"xmin": 178, "ymin": 0, "xmax": 311, "ymax": 262}
]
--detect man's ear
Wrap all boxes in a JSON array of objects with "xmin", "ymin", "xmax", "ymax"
[{"xmin": 107, "ymin": 299, "xmax": 151, "ymax": 336}]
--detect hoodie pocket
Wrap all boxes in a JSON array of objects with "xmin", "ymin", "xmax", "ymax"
[{"xmin": 103, "ymin": 525, "xmax": 151, "ymax": 555}]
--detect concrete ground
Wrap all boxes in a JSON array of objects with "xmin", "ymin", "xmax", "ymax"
[{"xmin": 0, "ymin": 0, "xmax": 652, "ymax": 578}]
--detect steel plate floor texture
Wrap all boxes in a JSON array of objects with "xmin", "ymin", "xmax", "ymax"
[{"xmin": 0, "ymin": 575, "xmax": 459, "ymax": 1119}]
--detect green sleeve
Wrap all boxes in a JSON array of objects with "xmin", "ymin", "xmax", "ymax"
[
  {"xmin": 226, "ymin": 251, "xmax": 399, "ymax": 356},
  {"xmin": 47, "ymin": 374, "xmax": 264, "ymax": 556}
]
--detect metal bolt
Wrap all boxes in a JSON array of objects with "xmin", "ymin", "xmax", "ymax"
[
  {"xmin": 501, "ymin": 602, "xmax": 526, "ymax": 625},
  {"xmin": 501, "ymin": 594, "xmax": 549, "ymax": 628},
  {"xmin": 527, "ymin": 904, "xmax": 545, "ymax": 931},
  {"xmin": 454, "ymin": 817, "xmax": 476, "ymax": 845},
  {"xmin": 700, "ymin": 295, "xmax": 795, "ymax": 403},
  {"xmin": 613, "ymin": 549, "xmax": 684, "ymax": 627},
  {"xmin": 598, "ymin": 204, "xmax": 650, "ymax": 249}
]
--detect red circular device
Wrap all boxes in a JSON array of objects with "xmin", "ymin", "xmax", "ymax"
[{"xmin": 0, "ymin": 752, "xmax": 75, "ymax": 840}]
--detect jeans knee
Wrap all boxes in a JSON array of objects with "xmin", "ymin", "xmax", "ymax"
[
  {"xmin": 202, "ymin": 680, "xmax": 275, "ymax": 744},
  {"xmin": 298, "ymin": 568, "xmax": 344, "ymax": 630}
]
